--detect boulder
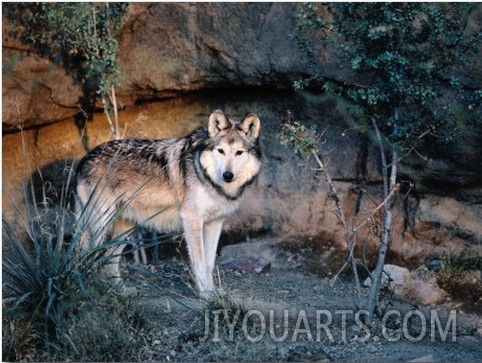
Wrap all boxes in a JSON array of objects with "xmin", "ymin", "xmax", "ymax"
[
  {"xmin": 219, "ymin": 238, "xmax": 281, "ymax": 268},
  {"xmin": 408, "ymin": 279, "xmax": 444, "ymax": 305},
  {"xmin": 363, "ymin": 265, "xmax": 445, "ymax": 304},
  {"xmin": 363, "ymin": 264, "xmax": 413, "ymax": 296}
]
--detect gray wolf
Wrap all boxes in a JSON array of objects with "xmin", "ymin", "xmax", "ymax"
[{"xmin": 75, "ymin": 110, "xmax": 261, "ymax": 294}]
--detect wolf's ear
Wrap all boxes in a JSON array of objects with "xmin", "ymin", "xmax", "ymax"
[
  {"xmin": 237, "ymin": 113, "xmax": 261, "ymax": 141},
  {"xmin": 208, "ymin": 110, "xmax": 232, "ymax": 138}
]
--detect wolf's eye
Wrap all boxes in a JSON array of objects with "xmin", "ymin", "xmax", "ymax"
[
  {"xmin": 235, "ymin": 150, "xmax": 244, "ymax": 156},
  {"xmin": 217, "ymin": 148, "xmax": 225, "ymax": 155}
]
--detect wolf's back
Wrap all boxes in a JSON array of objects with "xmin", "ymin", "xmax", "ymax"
[{"xmin": 76, "ymin": 128, "xmax": 209, "ymax": 195}]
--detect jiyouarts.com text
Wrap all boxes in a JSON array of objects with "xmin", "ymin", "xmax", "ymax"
[{"xmin": 199, "ymin": 309, "xmax": 457, "ymax": 343}]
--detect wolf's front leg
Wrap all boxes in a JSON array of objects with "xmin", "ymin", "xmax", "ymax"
[
  {"xmin": 203, "ymin": 219, "xmax": 224, "ymax": 290},
  {"xmin": 181, "ymin": 215, "xmax": 214, "ymax": 293},
  {"xmin": 105, "ymin": 219, "xmax": 136, "ymax": 283}
]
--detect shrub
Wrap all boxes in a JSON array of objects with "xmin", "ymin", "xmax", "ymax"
[{"xmin": 287, "ymin": 2, "xmax": 481, "ymax": 323}]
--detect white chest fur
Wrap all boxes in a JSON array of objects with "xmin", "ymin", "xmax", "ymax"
[{"xmin": 188, "ymin": 183, "xmax": 240, "ymax": 222}]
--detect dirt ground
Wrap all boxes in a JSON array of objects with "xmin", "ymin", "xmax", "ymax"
[{"xmin": 124, "ymin": 238, "xmax": 482, "ymax": 362}]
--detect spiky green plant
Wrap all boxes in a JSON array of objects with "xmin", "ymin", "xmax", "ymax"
[{"xmin": 2, "ymin": 150, "xmax": 151, "ymax": 360}]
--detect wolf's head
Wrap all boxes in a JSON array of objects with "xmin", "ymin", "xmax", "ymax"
[{"xmin": 200, "ymin": 110, "xmax": 262, "ymax": 199}]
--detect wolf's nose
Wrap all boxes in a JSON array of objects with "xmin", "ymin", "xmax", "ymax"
[{"xmin": 223, "ymin": 171, "xmax": 234, "ymax": 183}]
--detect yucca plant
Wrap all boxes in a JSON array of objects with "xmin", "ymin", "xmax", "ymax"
[{"xmin": 2, "ymin": 152, "xmax": 148, "ymax": 360}]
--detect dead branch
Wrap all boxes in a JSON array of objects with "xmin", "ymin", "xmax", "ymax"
[
  {"xmin": 311, "ymin": 149, "xmax": 362, "ymax": 302},
  {"xmin": 103, "ymin": 86, "xmax": 123, "ymax": 140},
  {"xmin": 353, "ymin": 183, "xmax": 400, "ymax": 233}
]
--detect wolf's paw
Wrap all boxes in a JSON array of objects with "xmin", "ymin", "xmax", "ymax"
[{"xmin": 199, "ymin": 287, "xmax": 226, "ymax": 301}]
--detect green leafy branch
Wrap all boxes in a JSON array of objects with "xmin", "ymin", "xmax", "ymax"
[{"xmin": 4, "ymin": 2, "xmax": 129, "ymax": 139}]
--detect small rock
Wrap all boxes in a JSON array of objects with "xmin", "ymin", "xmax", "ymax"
[
  {"xmin": 425, "ymin": 258, "xmax": 442, "ymax": 272},
  {"xmin": 363, "ymin": 264, "xmax": 412, "ymax": 296},
  {"xmin": 408, "ymin": 354, "xmax": 438, "ymax": 362},
  {"xmin": 409, "ymin": 279, "xmax": 444, "ymax": 305},
  {"xmin": 220, "ymin": 256, "xmax": 271, "ymax": 275},
  {"xmin": 219, "ymin": 238, "xmax": 279, "ymax": 265}
]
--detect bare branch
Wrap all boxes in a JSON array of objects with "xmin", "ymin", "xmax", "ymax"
[
  {"xmin": 107, "ymin": 85, "xmax": 123, "ymax": 139},
  {"xmin": 401, "ymin": 128, "xmax": 434, "ymax": 162},
  {"xmin": 353, "ymin": 183, "xmax": 400, "ymax": 233},
  {"xmin": 102, "ymin": 96, "xmax": 117, "ymax": 139},
  {"xmin": 311, "ymin": 149, "xmax": 362, "ymax": 302},
  {"xmin": 103, "ymin": 86, "xmax": 123, "ymax": 140}
]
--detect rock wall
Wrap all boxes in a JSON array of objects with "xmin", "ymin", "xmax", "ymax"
[
  {"xmin": 2, "ymin": 45, "xmax": 83, "ymax": 130},
  {"xmin": 4, "ymin": 3, "xmax": 480, "ymax": 128},
  {"xmin": 2, "ymin": 3, "xmax": 311, "ymax": 130},
  {"xmin": 3, "ymin": 90, "xmax": 480, "ymax": 267},
  {"xmin": 2, "ymin": 3, "xmax": 481, "ymax": 266},
  {"xmin": 117, "ymin": 3, "xmax": 312, "ymax": 102}
]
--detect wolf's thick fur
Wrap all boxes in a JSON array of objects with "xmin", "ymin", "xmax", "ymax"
[{"xmin": 76, "ymin": 110, "xmax": 261, "ymax": 293}]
